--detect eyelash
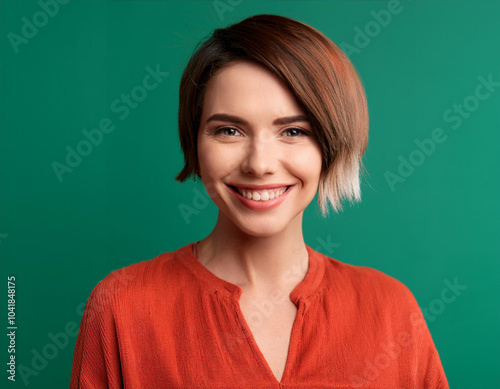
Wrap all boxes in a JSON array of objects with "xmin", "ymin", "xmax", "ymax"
[{"xmin": 214, "ymin": 127, "xmax": 309, "ymax": 137}]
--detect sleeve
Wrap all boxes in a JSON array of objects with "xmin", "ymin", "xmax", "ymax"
[
  {"xmin": 70, "ymin": 279, "xmax": 123, "ymax": 389},
  {"xmin": 404, "ymin": 287, "xmax": 450, "ymax": 389}
]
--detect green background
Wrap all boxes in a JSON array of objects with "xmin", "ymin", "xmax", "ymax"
[{"xmin": 1, "ymin": 0, "xmax": 499, "ymax": 388}]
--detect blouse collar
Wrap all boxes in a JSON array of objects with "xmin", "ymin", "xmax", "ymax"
[{"xmin": 178, "ymin": 241, "xmax": 325, "ymax": 305}]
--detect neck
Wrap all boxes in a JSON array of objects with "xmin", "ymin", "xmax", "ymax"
[{"xmin": 197, "ymin": 211, "xmax": 309, "ymax": 292}]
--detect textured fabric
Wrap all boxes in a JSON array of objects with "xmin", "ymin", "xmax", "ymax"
[{"xmin": 70, "ymin": 242, "xmax": 449, "ymax": 389}]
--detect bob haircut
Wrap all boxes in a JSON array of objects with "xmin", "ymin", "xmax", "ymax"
[{"xmin": 175, "ymin": 14, "xmax": 369, "ymax": 217}]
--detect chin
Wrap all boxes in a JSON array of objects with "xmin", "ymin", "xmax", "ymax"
[
  {"xmin": 237, "ymin": 225, "xmax": 284, "ymax": 238},
  {"xmin": 231, "ymin": 213, "xmax": 294, "ymax": 238}
]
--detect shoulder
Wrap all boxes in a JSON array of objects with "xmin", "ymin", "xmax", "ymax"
[
  {"xmin": 318, "ymin": 254, "xmax": 429, "ymax": 339},
  {"xmin": 86, "ymin": 243, "xmax": 194, "ymax": 309},
  {"xmin": 321, "ymin": 254, "xmax": 420, "ymax": 314}
]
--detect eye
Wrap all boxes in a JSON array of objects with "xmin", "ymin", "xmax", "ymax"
[
  {"xmin": 215, "ymin": 127, "xmax": 241, "ymax": 136},
  {"xmin": 283, "ymin": 127, "xmax": 309, "ymax": 137}
]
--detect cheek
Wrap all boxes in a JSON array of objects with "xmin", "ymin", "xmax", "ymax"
[
  {"xmin": 198, "ymin": 141, "xmax": 240, "ymax": 178},
  {"xmin": 290, "ymin": 146, "xmax": 323, "ymax": 182}
]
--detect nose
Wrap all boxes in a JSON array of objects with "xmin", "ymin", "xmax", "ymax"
[{"xmin": 240, "ymin": 133, "xmax": 279, "ymax": 177}]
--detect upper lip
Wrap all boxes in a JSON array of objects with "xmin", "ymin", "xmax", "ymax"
[{"xmin": 226, "ymin": 183, "xmax": 293, "ymax": 190}]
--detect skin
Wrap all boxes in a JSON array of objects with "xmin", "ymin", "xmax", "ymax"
[{"xmin": 196, "ymin": 60, "xmax": 323, "ymax": 294}]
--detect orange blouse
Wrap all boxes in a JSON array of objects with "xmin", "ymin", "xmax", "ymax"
[{"xmin": 70, "ymin": 242, "xmax": 449, "ymax": 388}]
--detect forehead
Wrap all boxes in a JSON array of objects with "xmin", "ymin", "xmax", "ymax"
[{"xmin": 201, "ymin": 60, "xmax": 305, "ymax": 118}]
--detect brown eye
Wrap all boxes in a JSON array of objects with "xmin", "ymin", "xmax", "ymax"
[
  {"xmin": 215, "ymin": 127, "xmax": 240, "ymax": 136},
  {"xmin": 284, "ymin": 128, "xmax": 308, "ymax": 137}
]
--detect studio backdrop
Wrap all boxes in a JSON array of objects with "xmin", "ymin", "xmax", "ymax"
[{"xmin": 1, "ymin": 0, "xmax": 499, "ymax": 388}]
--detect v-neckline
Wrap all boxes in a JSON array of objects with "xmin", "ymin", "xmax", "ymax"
[
  {"xmin": 179, "ymin": 241, "xmax": 326, "ymax": 385},
  {"xmin": 233, "ymin": 289, "xmax": 306, "ymax": 383}
]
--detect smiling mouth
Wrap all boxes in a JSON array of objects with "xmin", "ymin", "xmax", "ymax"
[{"xmin": 227, "ymin": 185, "xmax": 292, "ymax": 201}]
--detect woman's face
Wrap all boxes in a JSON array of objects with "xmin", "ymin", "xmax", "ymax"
[{"xmin": 197, "ymin": 60, "xmax": 323, "ymax": 237}]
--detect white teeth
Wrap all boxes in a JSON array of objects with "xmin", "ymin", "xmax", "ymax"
[{"xmin": 235, "ymin": 187, "xmax": 288, "ymax": 201}]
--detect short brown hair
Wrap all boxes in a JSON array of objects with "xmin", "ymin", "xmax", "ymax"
[{"xmin": 176, "ymin": 14, "xmax": 369, "ymax": 216}]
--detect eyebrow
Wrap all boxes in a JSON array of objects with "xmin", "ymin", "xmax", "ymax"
[{"xmin": 205, "ymin": 113, "xmax": 310, "ymax": 126}]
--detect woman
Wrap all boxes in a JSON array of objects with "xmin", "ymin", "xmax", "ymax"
[{"xmin": 70, "ymin": 14, "xmax": 449, "ymax": 388}]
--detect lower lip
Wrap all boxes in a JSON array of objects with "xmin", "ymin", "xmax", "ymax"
[{"xmin": 227, "ymin": 185, "xmax": 294, "ymax": 211}]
